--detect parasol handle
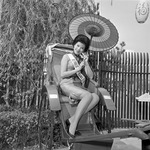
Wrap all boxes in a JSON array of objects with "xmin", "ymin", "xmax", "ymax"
[{"xmin": 90, "ymin": 36, "xmax": 93, "ymax": 46}]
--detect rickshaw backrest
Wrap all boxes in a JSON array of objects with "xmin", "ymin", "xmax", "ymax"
[{"xmin": 47, "ymin": 44, "xmax": 73, "ymax": 85}]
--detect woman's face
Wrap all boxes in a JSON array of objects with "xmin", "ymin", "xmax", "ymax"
[{"xmin": 74, "ymin": 42, "xmax": 85, "ymax": 55}]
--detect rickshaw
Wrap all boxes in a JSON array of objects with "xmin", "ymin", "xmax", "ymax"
[
  {"xmin": 39, "ymin": 13, "xmax": 150, "ymax": 150},
  {"xmin": 39, "ymin": 43, "xmax": 150, "ymax": 150}
]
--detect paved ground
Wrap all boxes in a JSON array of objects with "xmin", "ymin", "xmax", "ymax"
[
  {"xmin": 111, "ymin": 128, "xmax": 141, "ymax": 150},
  {"xmin": 111, "ymin": 137, "xmax": 141, "ymax": 150}
]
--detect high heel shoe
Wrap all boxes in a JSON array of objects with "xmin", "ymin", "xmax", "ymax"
[
  {"xmin": 65, "ymin": 119, "xmax": 81, "ymax": 137},
  {"xmin": 68, "ymin": 131, "xmax": 75, "ymax": 138},
  {"xmin": 65, "ymin": 119, "xmax": 75, "ymax": 138},
  {"xmin": 66, "ymin": 119, "xmax": 70, "ymax": 127}
]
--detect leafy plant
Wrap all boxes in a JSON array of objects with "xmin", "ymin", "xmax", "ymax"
[
  {"xmin": 0, "ymin": 106, "xmax": 38, "ymax": 149},
  {"xmin": 0, "ymin": 0, "xmax": 97, "ymax": 107},
  {"xmin": 0, "ymin": 105, "xmax": 60, "ymax": 149}
]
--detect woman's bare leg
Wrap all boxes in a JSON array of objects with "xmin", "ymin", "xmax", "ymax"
[
  {"xmin": 69, "ymin": 93, "xmax": 99, "ymax": 135},
  {"xmin": 69, "ymin": 93, "xmax": 99, "ymax": 123},
  {"xmin": 69, "ymin": 92, "xmax": 92, "ymax": 135},
  {"xmin": 84, "ymin": 93, "xmax": 99, "ymax": 113},
  {"xmin": 60, "ymin": 84, "xmax": 99, "ymax": 136}
]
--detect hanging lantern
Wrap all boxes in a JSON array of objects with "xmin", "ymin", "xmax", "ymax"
[{"xmin": 135, "ymin": 0, "xmax": 149, "ymax": 23}]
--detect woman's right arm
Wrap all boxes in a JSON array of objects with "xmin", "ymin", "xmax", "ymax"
[{"xmin": 61, "ymin": 54, "xmax": 81, "ymax": 79}]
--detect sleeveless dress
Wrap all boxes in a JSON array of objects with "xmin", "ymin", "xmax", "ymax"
[{"xmin": 60, "ymin": 54, "xmax": 87, "ymax": 100}]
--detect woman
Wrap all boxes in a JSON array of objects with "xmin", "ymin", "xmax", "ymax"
[{"xmin": 60, "ymin": 34, "xmax": 99, "ymax": 138}]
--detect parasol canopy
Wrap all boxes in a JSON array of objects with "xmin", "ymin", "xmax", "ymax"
[{"xmin": 69, "ymin": 13, "xmax": 119, "ymax": 51}]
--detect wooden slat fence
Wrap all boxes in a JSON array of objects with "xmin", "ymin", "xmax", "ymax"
[{"xmin": 93, "ymin": 51, "xmax": 150, "ymax": 129}]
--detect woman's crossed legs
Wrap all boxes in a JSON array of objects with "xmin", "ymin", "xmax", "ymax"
[{"xmin": 61, "ymin": 84, "xmax": 99, "ymax": 136}]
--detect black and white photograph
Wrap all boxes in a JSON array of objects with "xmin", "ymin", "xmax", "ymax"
[{"xmin": 0, "ymin": 0, "xmax": 150, "ymax": 150}]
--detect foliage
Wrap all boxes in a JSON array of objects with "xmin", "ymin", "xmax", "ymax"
[
  {"xmin": 0, "ymin": 105, "xmax": 61, "ymax": 150},
  {"xmin": 103, "ymin": 41, "xmax": 126, "ymax": 62},
  {"xmin": 0, "ymin": 0, "xmax": 97, "ymax": 149},
  {"xmin": 0, "ymin": 105, "xmax": 38, "ymax": 149},
  {"xmin": 0, "ymin": 0, "xmax": 97, "ymax": 107}
]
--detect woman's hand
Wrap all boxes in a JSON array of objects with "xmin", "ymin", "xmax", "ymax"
[
  {"xmin": 81, "ymin": 53, "xmax": 89, "ymax": 65},
  {"xmin": 76, "ymin": 61, "xmax": 85, "ymax": 71},
  {"xmin": 83, "ymin": 53, "xmax": 89, "ymax": 62}
]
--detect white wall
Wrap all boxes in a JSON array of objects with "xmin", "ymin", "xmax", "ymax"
[{"xmin": 94, "ymin": 0, "xmax": 150, "ymax": 54}]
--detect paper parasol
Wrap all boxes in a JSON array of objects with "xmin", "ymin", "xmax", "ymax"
[{"xmin": 69, "ymin": 13, "xmax": 119, "ymax": 51}]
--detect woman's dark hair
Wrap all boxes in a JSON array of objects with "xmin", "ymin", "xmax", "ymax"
[{"xmin": 72, "ymin": 34, "xmax": 90, "ymax": 52}]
